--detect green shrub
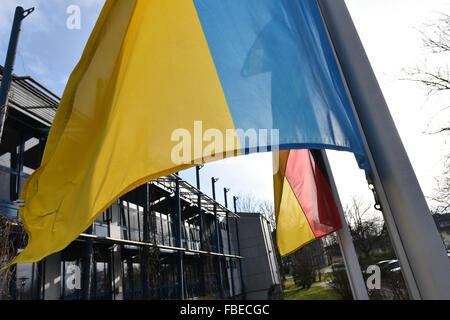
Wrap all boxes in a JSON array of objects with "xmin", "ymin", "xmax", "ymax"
[{"xmin": 328, "ymin": 265, "xmax": 353, "ymax": 300}]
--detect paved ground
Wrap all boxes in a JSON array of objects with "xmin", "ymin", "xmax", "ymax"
[
  {"xmin": 321, "ymin": 267, "xmax": 332, "ymax": 273},
  {"xmin": 312, "ymin": 281, "xmax": 331, "ymax": 288}
]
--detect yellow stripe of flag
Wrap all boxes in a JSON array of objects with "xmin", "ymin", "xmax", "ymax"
[{"xmin": 10, "ymin": 0, "xmax": 238, "ymax": 267}]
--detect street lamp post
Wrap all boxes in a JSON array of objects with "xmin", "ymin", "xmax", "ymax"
[
  {"xmin": 233, "ymin": 196, "xmax": 245, "ymax": 299},
  {"xmin": 196, "ymin": 165, "xmax": 204, "ymax": 250},
  {"xmin": 0, "ymin": 6, "xmax": 34, "ymax": 140},
  {"xmin": 224, "ymin": 188, "xmax": 235, "ymax": 298},
  {"xmin": 211, "ymin": 177, "xmax": 223, "ymax": 297},
  {"xmin": 175, "ymin": 173, "xmax": 184, "ymax": 300},
  {"xmin": 196, "ymin": 165, "xmax": 206, "ymax": 297}
]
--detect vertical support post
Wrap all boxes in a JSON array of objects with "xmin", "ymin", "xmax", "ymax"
[
  {"xmin": 165, "ymin": 265, "xmax": 170, "ymax": 299},
  {"xmin": 0, "ymin": 6, "xmax": 34, "ymax": 140},
  {"xmin": 233, "ymin": 196, "xmax": 245, "ymax": 299},
  {"xmin": 211, "ymin": 178, "xmax": 221, "ymax": 253},
  {"xmin": 16, "ymin": 135, "xmax": 25, "ymax": 198},
  {"xmin": 196, "ymin": 166, "xmax": 204, "ymax": 250},
  {"xmin": 128, "ymin": 259, "xmax": 135, "ymax": 300},
  {"xmin": 81, "ymin": 226, "xmax": 93, "ymax": 300},
  {"xmin": 211, "ymin": 177, "xmax": 223, "ymax": 298},
  {"xmin": 9, "ymin": 135, "xmax": 24, "ymax": 208},
  {"xmin": 148, "ymin": 185, "xmax": 157, "ymax": 245},
  {"xmin": 317, "ymin": 150, "xmax": 369, "ymax": 300},
  {"xmin": 175, "ymin": 175, "xmax": 184, "ymax": 300},
  {"xmin": 110, "ymin": 248, "xmax": 115, "ymax": 300},
  {"xmin": 224, "ymin": 188, "xmax": 235, "ymax": 298},
  {"xmin": 142, "ymin": 183, "xmax": 150, "ymax": 300},
  {"xmin": 34, "ymin": 138, "xmax": 47, "ymax": 299},
  {"xmin": 9, "ymin": 264, "xmax": 16, "ymax": 300},
  {"xmin": 92, "ymin": 261, "xmax": 97, "ymax": 299},
  {"xmin": 30, "ymin": 262, "xmax": 35, "ymax": 298},
  {"xmin": 34, "ymin": 260, "xmax": 42, "ymax": 300},
  {"xmin": 196, "ymin": 165, "xmax": 206, "ymax": 297},
  {"xmin": 126, "ymin": 201, "xmax": 131, "ymax": 241},
  {"xmin": 106, "ymin": 208, "xmax": 111, "ymax": 237},
  {"xmin": 62, "ymin": 260, "xmax": 66, "ymax": 299},
  {"xmin": 41, "ymin": 258, "xmax": 46, "ymax": 300},
  {"xmin": 318, "ymin": 0, "xmax": 450, "ymax": 299},
  {"xmin": 9, "ymin": 138, "xmax": 17, "ymax": 202},
  {"xmin": 167, "ymin": 214, "xmax": 173, "ymax": 246},
  {"xmin": 136, "ymin": 193, "xmax": 141, "ymax": 242},
  {"xmin": 160, "ymin": 210, "xmax": 165, "ymax": 246}
]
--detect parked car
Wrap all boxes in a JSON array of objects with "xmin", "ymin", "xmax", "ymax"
[
  {"xmin": 382, "ymin": 260, "xmax": 401, "ymax": 276},
  {"xmin": 376, "ymin": 259, "xmax": 394, "ymax": 269},
  {"xmin": 389, "ymin": 266, "xmax": 401, "ymax": 275}
]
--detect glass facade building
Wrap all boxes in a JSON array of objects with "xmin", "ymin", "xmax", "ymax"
[{"xmin": 0, "ymin": 67, "xmax": 246, "ymax": 300}]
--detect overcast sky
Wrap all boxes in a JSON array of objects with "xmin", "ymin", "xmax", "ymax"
[{"xmin": 0, "ymin": 0, "xmax": 448, "ymax": 213}]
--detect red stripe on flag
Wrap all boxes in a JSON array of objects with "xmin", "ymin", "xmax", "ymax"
[{"xmin": 284, "ymin": 149, "xmax": 342, "ymax": 238}]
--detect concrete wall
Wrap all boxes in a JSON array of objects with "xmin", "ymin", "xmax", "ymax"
[
  {"xmin": 219, "ymin": 215, "xmax": 242, "ymax": 297},
  {"xmin": 238, "ymin": 213, "xmax": 281, "ymax": 300}
]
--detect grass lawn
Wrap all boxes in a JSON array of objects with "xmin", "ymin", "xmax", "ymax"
[
  {"xmin": 285, "ymin": 286, "xmax": 342, "ymax": 300},
  {"xmin": 283, "ymin": 278, "xmax": 342, "ymax": 300},
  {"xmin": 319, "ymin": 265, "xmax": 332, "ymax": 272},
  {"xmin": 316, "ymin": 272, "xmax": 333, "ymax": 284}
]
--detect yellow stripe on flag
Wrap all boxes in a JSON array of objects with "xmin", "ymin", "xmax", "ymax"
[
  {"xmin": 10, "ymin": 0, "xmax": 238, "ymax": 266},
  {"xmin": 273, "ymin": 150, "xmax": 290, "ymax": 217},
  {"xmin": 276, "ymin": 177, "xmax": 316, "ymax": 257}
]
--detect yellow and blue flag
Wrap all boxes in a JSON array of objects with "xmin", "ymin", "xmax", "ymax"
[{"xmin": 5, "ymin": 0, "xmax": 367, "ymax": 267}]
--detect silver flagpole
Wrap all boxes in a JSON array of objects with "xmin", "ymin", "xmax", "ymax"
[
  {"xmin": 318, "ymin": 0, "xmax": 450, "ymax": 299},
  {"xmin": 316, "ymin": 0, "xmax": 421, "ymax": 299},
  {"xmin": 318, "ymin": 150, "xmax": 369, "ymax": 300}
]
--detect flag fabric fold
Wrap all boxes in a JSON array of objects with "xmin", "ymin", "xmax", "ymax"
[
  {"xmin": 274, "ymin": 149, "xmax": 342, "ymax": 257},
  {"xmin": 5, "ymin": 0, "xmax": 367, "ymax": 267}
]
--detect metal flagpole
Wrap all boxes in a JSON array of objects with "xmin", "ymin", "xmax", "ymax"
[
  {"xmin": 316, "ymin": 0, "xmax": 421, "ymax": 299},
  {"xmin": 315, "ymin": 150, "xmax": 369, "ymax": 300},
  {"xmin": 318, "ymin": 0, "xmax": 450, "ymax": 299},
  {"xmin": 0, "ymin": 6, "xmax": 34, "ymax": 141}
]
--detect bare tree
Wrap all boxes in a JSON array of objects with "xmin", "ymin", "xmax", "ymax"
[
  {"xmin": 258, "ymin": 199, "xmax": 276, "ymax": 228},
  {"xmin": 235, "ymin": 192, "xmax": 260, "ymax": 213},
  {"xmin": 403, "ymin": 13, "xmax": 450, "ymax": 213},
  {"xmin": 0, "ymin": 216, "xmax": 27, "ymax": 299},
  {"xmin": 344, "ymin": 197, "xmax": 385, "ymax": 263},
  {"xmin": 431, "ymin": 156, "xmax": 450, "ymax": 213},
  {"xmin": 235, "ymin": 193, "xmax": 276, "ymax": 229},
  {"xmin": 404, "ymin": 13, "xmax": 450, "ymax": 114}
]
